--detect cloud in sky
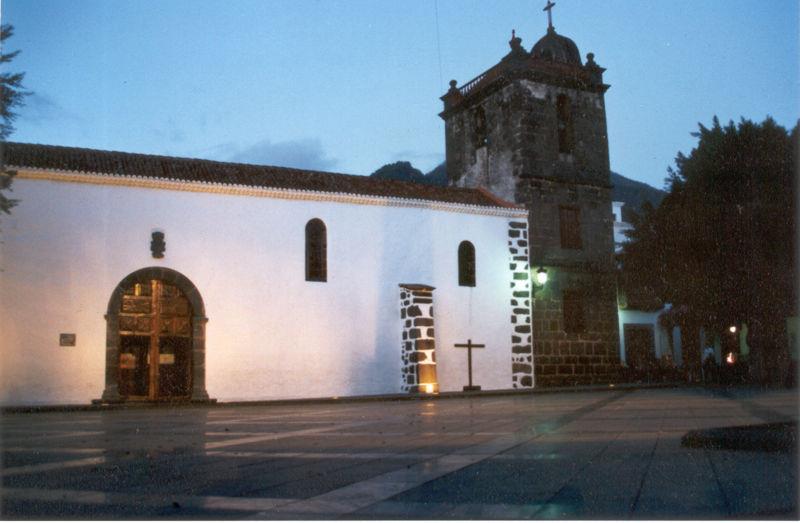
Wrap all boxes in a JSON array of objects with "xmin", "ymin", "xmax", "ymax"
[
  {"xmin": 227, "ymin": 138, "xmax": 338, "ymax": 172},
  {"xmin": 18, "ymin": 93, "xmax": 81, "ymax": 125},
  {"xmin": 151, "ymin": 118, "xmax": 186, "ymax": 144}
]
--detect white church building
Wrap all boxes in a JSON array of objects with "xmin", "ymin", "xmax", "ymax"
[{"xmin": 0, "ymin": 143, "xmax": 535, "ymax": 405}]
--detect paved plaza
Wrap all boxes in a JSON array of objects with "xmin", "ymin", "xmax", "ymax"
[{"xmin": 1, "ymin": 387, "xmax": 797, "ymax": 519}]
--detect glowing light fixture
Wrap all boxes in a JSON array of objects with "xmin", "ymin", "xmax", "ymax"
[
  {"xmin": 535, "ymin": 267, "xmax": 548, "ymax": 286},
  {"xmin": 425, "ymin": 383, "xmax": 435, "ymax": 394},
  {"xmin": 729, "ymin": 325, "xmax": 737, "ymax": 334},
  {"xmin": 726, "ymin": 352, "xmax": 736, "ymax": 365}
]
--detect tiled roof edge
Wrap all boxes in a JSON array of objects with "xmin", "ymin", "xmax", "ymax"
[
  {"xmin": 12, "ymin": 166, "xmax": 530, "ymax": 219},
  {"xmin": 3, "ymin": 142, "xmax": 524, "ymax": 212}
]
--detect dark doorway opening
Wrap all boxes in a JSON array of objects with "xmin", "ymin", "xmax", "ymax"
[{"xmin": 625, "ymin": 324, "xmax": 657, "ymax": 376}]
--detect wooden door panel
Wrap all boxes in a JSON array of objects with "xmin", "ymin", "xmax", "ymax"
[
  {"xmin": 119, "ymin": 335, "xmax": 150, "ymax": 397},
  {"xmin": 158, "ymin": 337, "xmax": 192, "ymax": 398},
  {"xmin": 118, "ymin": 280, "xmax": 192, "ymax": 400},
  {"xmin": 122, "ymin": 296, "xmax": 151, "ymax": 314},
  {"xmin": 160, "ymin": 296, "xmax": 189, "ymax": 316}
]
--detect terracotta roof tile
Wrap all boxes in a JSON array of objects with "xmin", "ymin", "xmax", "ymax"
[{"xmin": 3, "ymin": 142, "xmax": 522, "ymax": 209}]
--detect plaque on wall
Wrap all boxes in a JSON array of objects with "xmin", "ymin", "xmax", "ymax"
[
  {"xmin": 59, "ymin": 333, "xmax": 76, "ymax": 347},
  {"xmin": 159, "ymin": 353, "xmax": 175, "ymax": 365},
  {"xmin": 119, "ymin": 353, "xmax": 136, "ymax": 369}
]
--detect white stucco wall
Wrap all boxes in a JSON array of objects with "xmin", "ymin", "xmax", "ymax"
[{"xmin": 0, "ymin": 173, "xmax": 527, "ymax": 405}]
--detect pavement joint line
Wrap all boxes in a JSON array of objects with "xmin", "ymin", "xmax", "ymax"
[
  {"xmin": 203, "ymin": 420, "xmax": 375, "ymax": 450},
  {"xmin": 0, "ymin": 456, "xmax": 107, "ymax": 477},
  {"xmin": 353, "ymin": 500, "xmax": 544, "ymax": 519},
  {"xmin": 248, "ymin": 391, "xmax": 632, "ymax": 518},
  {"xmin": 2, "ymin": 447, "xmax": 106, "ymax": 454},
  {"xmin": 206, "ymin": 419, "xmax": 342, "ymax": 426},
  {"xmin": 522, "ymin": 422, "xmax": 625, "ymax": 517},
  {"xmin": 714, "ymin": 389, "xmax": 799, "ymax": 423},
  {"xmin": 0, "ymin": 487, "xmax": 298, "ymax": 513},
  {"xmin": 702, "ymin": 446, "xmax": 734, "ymax": 518},
  {"xmin": 2, "ymin": 430, "xmax": 103, "ymax": 442},
  {"xmin": 0, "ymin": 382, "xmax": 686, "ymax": 414},
  {"xmin": 205, "ymin": 450, "xmax": 445, "ymax": 460}
]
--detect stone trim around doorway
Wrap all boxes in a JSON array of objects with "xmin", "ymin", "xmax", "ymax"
[
  {"xmin": 509, "ymin": 221, "xmax": 534, "ymax": 388},
  {"xmin": 99, "ymin": 266, "xmax": 210, "ymax": 403},
  {"xmin": 398, "ymin": 284, "xmax": 439, "ymax": 394}
]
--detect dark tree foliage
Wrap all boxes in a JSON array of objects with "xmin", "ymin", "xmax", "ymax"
[
  {"xmin": 1, "ymin": 24, "xmax": 28, "ymax": 215},
  {"xmin": 621, "ymin": 116, "xmax": 798, "ymax": 372}
]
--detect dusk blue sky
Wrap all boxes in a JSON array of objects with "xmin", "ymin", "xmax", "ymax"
[{"xmin": 3, "ymin": 0, "xmax": 798, "ymax": 189}]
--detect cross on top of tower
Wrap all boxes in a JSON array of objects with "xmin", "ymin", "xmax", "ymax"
[{"xmin": 543, "ymin": 0, "xmax": 556, "ymax": 30}]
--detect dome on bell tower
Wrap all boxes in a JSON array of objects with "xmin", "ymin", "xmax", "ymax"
[{"xmin": 531, "ymin": 27, "xmax": 582, "ymax": 66}]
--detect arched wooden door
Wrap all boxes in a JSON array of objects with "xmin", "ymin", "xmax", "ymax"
[
  {"xmin": 118, "ymin": 279, "xmax": 193, "ymax": 400},
  {"xmin": 101, "ymin": 267, "xmax": 209, "ymax": 403}
]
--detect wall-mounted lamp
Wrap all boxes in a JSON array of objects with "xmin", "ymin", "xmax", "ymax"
[
  {"xmin": 535, "ymin": 267, "xmax": 548, "ymax": 287},
  {"xmin": 728, "ymin": 325, "xmax": 737, "ymax": 334}
]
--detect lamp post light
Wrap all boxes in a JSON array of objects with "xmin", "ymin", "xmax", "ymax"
[{"xmin": 535, "ymin": 267, "xmax": 548, "ymax": 287}]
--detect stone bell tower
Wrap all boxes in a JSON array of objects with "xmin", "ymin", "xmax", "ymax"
[{"xmin": 440, "ymin": 4, "xmax": 620, "ymax": 386}]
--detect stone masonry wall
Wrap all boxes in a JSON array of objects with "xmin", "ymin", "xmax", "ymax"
[
  {"xmin": 399, "ymin": 284, "xmax": 439, "ymax": 393},
  {"xmin": 444, "ymin": 73, "xmax": 621, "ymax": 387},
  {"xmin": 531, "ymin": 271, "xmax": 620, "ymax": 386},
  {"xmin": 508, "ymin": 220, "xmax": 534, "ymax": 388},
  {"xmin": 447, "ymin": 80, "xmax": 610, "ymax": 197}
]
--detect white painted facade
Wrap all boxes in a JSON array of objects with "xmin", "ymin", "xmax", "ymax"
[
  {"xmin": 617, "ymin": 308, "xmax": 682, "ymax": 366},
  {"xmin": 0, "ymin": 169, "xmax": 529, "ymax": 405},
  {"xmin": 612, "ymin": 201, "xmax": 633, "ymax": 253}
]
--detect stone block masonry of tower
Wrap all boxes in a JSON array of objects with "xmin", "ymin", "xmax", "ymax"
[
  {"xmin": 522, "ymin": 177, "xmax": 621, "ymax": 386},
  {"xmin": 440, "ymin": 21, "xmax": 622, "ymax": 386},
  {"xmin": 530, "ymin": 271, "xmax": 621, "ymax": 386}
]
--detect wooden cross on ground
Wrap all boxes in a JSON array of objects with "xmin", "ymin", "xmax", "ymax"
[{"xmin": 454, "ymin": 339, "xmax": 485, "ymax": 391}]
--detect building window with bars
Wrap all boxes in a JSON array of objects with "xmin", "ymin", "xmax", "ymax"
[{"xmin": 305, "ymin": 218, "xmax": 327, "ymax": 282}]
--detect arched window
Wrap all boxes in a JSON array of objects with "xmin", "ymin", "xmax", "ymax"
[
  {"xmin": 305, "ymin": 219, "xmax": 327, "ymax": 282},
  {"xmin": 556, "ymin": 94, "xmax": 574, "ymax": 155},
  {"xmin": 458, "ymin": 241, "xmax": 476, "ymax": 287}
]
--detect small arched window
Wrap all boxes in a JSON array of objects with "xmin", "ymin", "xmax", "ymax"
[
  {"xmin": 458, "ymin": 241, "xmax": 476, "ymax": 287},
  {"xmin": 305, "ymin": 219, "xmax": 327, "ymax": 282}
]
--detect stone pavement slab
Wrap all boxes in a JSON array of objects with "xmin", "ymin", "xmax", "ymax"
[{"xmin": 1, "ymin": 387, "xmax": 797, "ymax": 519}]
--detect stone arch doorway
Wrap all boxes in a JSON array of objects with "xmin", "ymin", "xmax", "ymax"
[{"xmin": 100, "ymin": 267, "xmax": 209, "ymax": 402}]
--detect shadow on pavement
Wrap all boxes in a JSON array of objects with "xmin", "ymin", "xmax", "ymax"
[{"xmin": 681, "ymin": 422, "xmax": 797, "ymax": 453}]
